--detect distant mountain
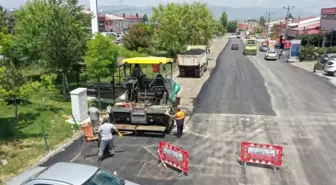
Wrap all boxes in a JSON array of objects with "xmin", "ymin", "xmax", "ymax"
[{"xmin": 99, "ymin": 4, "xmax": 318, "ymax": 21}]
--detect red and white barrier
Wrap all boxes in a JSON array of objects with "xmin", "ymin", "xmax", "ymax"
[
  {"xmin": 158, "ymin": 141, "xmax": 189, "ymax": 176},
  {"xmin": 240, "ymin": 141, "xmax": 283, "ymax": 172}
]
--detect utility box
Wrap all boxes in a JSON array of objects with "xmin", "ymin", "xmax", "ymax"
[{"xmin": 70, "ymin": 88, "xmax": 89, "ymax": 123}]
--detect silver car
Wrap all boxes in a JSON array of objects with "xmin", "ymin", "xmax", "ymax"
[
  {"xmin": 264, "ymin": 50, "xmax": 277, "ymax": 60},
  {"xmin": 324, "ymin": 59, "xmax": 336, "ymax": 76},
  {"xmin": 259, "ymin": 45, "xmax": 270, "ymax": 52},
  {"xmin": 7, "ymin": 162, "xmax": 139, "ymax": 185}
]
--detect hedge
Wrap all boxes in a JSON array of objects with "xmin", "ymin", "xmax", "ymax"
[{"xmin": 299, "ymin": 45, "xmax": 336, "ymax": 61}]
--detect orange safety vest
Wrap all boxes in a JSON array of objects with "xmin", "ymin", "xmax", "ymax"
[{"xmin": 176, "ymin": 111, "xmax": 185, "ymax": 120}]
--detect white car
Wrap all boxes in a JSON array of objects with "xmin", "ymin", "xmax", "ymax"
[
  {"xmin": 324, "ymin": 59, "xmax": 336, "ymax": 76},
  {"xmin": 264, "ymin": 50, "xmax": 277, "ymax": 60}
]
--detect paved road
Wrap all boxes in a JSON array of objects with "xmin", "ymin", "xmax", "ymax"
[
  {"xmin": 194, "ymin": 39, "xmax": 275, "ymax": 115},
  {"xmin": 41, "ymin": 38, "xmax": 336, "ymax": 185}
]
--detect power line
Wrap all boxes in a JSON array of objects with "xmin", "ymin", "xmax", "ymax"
[
  {"xmin": 266, "ymin": 12, "xmax": 273, "ymax": 37},
  {"xmin": 284, "ymin": 6, "xmax": 294, "ymax": 39}
]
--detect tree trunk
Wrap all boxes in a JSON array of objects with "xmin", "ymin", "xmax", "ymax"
[
  {"xmin": 62, "ymin": 73, "xmax": 69, "ymax": 101},
  {"xmin": 62, "ymin": 73, "xmax": 66, "ymax": 101},
  {"xmin": 42, "ymin": 97, "xmax": 46, "ymax": 111},
  {"xmin": 97, "ymin": 77, "xmax": 102, "ymax": 109},
  {"xmin": 14, "ymin": 98, "xmax": 19, "ymax": 124}
]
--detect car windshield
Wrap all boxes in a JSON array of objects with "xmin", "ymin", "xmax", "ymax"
[
  {"xmin": 246, "ymin": 40, "xmax": 255, "ymax": 45},
  {"xmin": 268, "ymin": 51, "xmax": 276, "ymax": 54},
  {"xmin": 83, "ymin": 169, "xmax": 125, "ymax": 185}
]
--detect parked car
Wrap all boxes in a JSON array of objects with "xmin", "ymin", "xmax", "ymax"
[
  {"xmin": 264, "ymin": 50, "xmax": 277, "ymax": 60},
  {"xmin": 8, "ymin": 162, "xmax": 139, "ymax": 185},
  {"xmin": 320, "ymin": 53, "xmax": 336, "ymax": 64},
  {"xmin": 231, "ymin": 44, "xmax": 239, "ymax": 50},
  {"xmin": 324, "ymin": 59, "xmax": 336, "ymax": 76},
  {"xmin": 259, "ymin": 45, "xmax": 270, "ymax": 52}
]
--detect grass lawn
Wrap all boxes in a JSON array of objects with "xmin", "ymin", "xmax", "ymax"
[
  {"xmin": 0, "ymin": 59, "xmax": 177, "ymax": 183},
  {"xmin": 0, "ymin": 66, "xmax": 77, "ymax": 182}
]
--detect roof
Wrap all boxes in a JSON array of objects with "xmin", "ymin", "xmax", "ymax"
[
  {"xmin": 7, "ymin": 167, "xmax": 47, "ymax": 185},
  {"xmin": 122, "ymin": 57, "xmax": 174, "ymax": 65},
  {"xmin": 299, "ymin": 29, "xmax": 320, "ymax": 35},
  {"xmin": 125, "ymin": 15, "xmax": 142, "ymax": 19},
  {"xmin": 293, "ymin": 22, "xmax": 320, "ymax": 31},
  {"xmin": 36, "ymin": 162, "xmax": 98, "ymax": 184},
  {"xmin": 105, "ymin": 14, "xmax": 127, "ymax": 21}
]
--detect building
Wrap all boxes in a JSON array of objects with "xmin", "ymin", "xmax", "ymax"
[
  {"xmin": 83, "ymin": 10, "xmax": 131, "ymax": 33},
  {"xmin": 105, "ymin": 14, "xmax": 130, "ymax": 33},
  {"xmin": 246, "ymin": 19, "xmax": 258, "ymax": 31},
  {"xmin": 320, "ymin": 7, "xmax": 336, "ymax": 47},
  {"xmin": 287, "ymin": 17, "xmax": 320, "ymax": 38},
  {"xmin": 123, "ymin": 14, "xmax": 143, "ymax": 24}
]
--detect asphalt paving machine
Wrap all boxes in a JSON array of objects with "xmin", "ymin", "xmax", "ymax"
[{"xmin": 110, "ymin": 57, "xmax": 180, "ymax": 133}]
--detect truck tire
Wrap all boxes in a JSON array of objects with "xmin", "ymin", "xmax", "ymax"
[
  {"xmin": 205, "ymin": 60, "xmax": 208, "ymax": 71},
  {"xmin": 179, "ymin": 68, "xmax": 184, "ymax": 77},
  {"xmin": 195, "ymin": 68, "xmax": 201, "ymax": 77}
]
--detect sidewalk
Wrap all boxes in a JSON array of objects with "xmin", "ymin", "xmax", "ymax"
[{"xmin": 290, "ymin": 61, "xmax": 336, "ymax": 87}]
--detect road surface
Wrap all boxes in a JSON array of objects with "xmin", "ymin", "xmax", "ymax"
[{"xmin": 41, "ymin": 38, "xmax": 336, "ymax": 185}]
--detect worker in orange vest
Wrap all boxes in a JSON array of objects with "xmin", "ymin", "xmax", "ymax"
[{"xmin": 168, "ymin": 108, "xmax": 185, "ymax": 138}]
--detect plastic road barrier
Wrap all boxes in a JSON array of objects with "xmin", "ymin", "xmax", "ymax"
[
  {"xmin": 158, "ymin": 141, "xmax": 189, "ymax": 177},
  {"xmin": 240, "ymin": 141, "xmax": 283, "ymax": 172}
]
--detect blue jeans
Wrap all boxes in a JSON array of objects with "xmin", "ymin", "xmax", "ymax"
[{"xmin": 176, "ymin": 119, "xmax": 184, "ymax": 138}]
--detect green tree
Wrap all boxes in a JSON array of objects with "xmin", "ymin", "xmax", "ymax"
[
  {"xmin": 0, "ymin": 62, "xmax": 40, "ymax": 123},
  {"xmin": 270, "ymin": 24, "xmax": 279, "ymax": 40},
  {"xmin": 142, "ymin": 14, "xmax": 149, "ymax": 22},
  {"xmin": 259, "ymin": 16, "xmax": 266, "ymax": 27},
  {"xmin": 13, "ymin": 0, "xmax": 90, "ymax": 100},
  {"xmin": 40, "ymin": 73, "xmax": 57, "ymax": 111},
  {"xmin": 84, "ymin": 33, "xmax": 119, "ymax": 108},
  {"xmin": 226, "ymin": 21, "xmax": 237, "ymax": 33},
  {"xmin": 288, "ymin": 13, "xmax": 293, "ymax": 19},
  {"xmin": 151, "ymin": 2, "xmax": 216, "ymax": 56},
  {"xmin": 220, "ymin": 12, "xmax": 228, "ymax": 28},
  {"xmin": 123, "ymin": 23, "xmax": 152, "ymax": 52},
  {"xmin": 214, "ymin": 21, "xmax": 226, "ymax": 35},
  {"xmin": 256, "ymin": 27, "xmax": 262, "ymax": 34}
]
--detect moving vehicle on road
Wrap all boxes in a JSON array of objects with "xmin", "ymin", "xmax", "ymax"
[
  {"xmin": 177, "ymin": 45, "xmax": 208, "ymax": 77},
  {"xmin": 231, "ymin": 44, "xmax": 239, "ymax": 50},
  {"xmin": 264, "ymin": 50, "xmax": 277, "ymax": 60},
  {"xmin": 324, "ymin": 59, "xmax": 336, "ymax": 76},
  {"xmin": 243, "ymin": 38, "xmax": 257, "ymax": 55},
  {"xmin": 111, "ymin": 57, "xmax": 178, "ymax": 133},
  {"xmin": 8, "ymin": 162, "xmax": 139, "ymax": 185},
  {"xmin": 259, "ymin": 44, "xmax": 270, "ymax": 52}
]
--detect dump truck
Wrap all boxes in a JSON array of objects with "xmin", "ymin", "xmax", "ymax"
[
  {"xmin": 109, "ymin": 57, "xmax": 180, "ymax": 134},
  {"xmin": 243, "ymin": 38, "xmax": 257, "ymax": 55},
  {"xmin": 177, "ymin": 45, "xmax": 209, "ymax": 77}
]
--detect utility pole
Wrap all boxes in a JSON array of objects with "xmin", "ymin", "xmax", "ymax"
[
  {"xmin": 266, "ymin": 12, "xmax": 273, "ymax": 38},
  {"xmin": 283, "ymin": 6, "xmax": 294, "ymax": 39}
]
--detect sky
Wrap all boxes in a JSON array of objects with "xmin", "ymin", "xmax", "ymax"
[{"xmin": 1, "ymin": 0, "xmax": 335, "ymax": 13}]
